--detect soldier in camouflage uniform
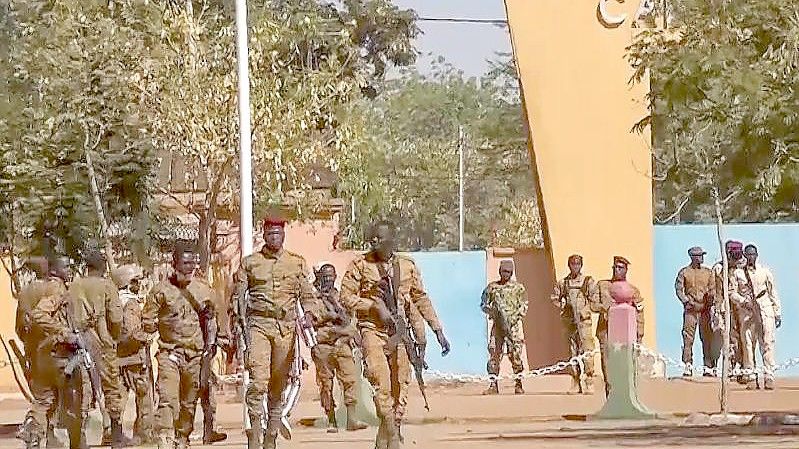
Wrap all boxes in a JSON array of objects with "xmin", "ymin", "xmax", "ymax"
[
  {"xmin": 15, "ymin": 257, "xmax": 65, "ymax": 448},
  {"xmin": 310, "ymin": 262, "xmax": 367, "ymax": 433},
  {"xmin": 112, "ymin": 264, "xmax": 155, "ymax": 445},
  {"xmin": 341, "ymin": 220, "xmax": 450, "ymax": 449},
  {"xmin": 67, "ymin": 251, "xmax": 127, "ymax": 448},
  {"xmin": 551, "ymin": 255, "xmax": 597, "ymax": 394},
  {"xmin": 24, "ymin": 256, "xmax": 93, "ymax": 449},
  {"xmin": 480, "ymin": 260, "xmax": 528, "ymax": 395},
  {"xmin": 234, "ymin": 215, "xmax": 320, "ymax": 449},
  {"xmin": 142, "ymin": 243, "xmax": 216, "ymax": 449},
  {"xmin": 590, "ymin": 256, "xmax": 645, "ymax": 397}
]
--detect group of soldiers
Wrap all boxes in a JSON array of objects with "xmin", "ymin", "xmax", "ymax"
[
  {"xmin": 235, "ymin": 216, "xmax": 450, "ymax": 449},
  {"xmin": 676, "ymin": 241, "xmax": 780, "ymax": 389},
  {"xmin": 14, "ymin": 246, "xmax": 229, "ymax": 449},
  {"xmin": 481, "ymin": 254, "xmax": 644, "ymax": 397}
]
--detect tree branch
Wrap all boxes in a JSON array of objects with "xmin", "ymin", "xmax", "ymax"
[
  {"xmin": 655, "ymin": 194, "xmax": 691, "ymax": 223},
  {"xmin": 156, "ymin": 186, "xmax": 202, "ymax": 220}
]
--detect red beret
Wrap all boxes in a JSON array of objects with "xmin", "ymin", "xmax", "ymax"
[{"xmin": 263, "ymin": 215, "xmax": 287, "ymax": 228}]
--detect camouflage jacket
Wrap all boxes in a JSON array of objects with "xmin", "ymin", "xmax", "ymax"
[{"xmin": 481, "ymin": 280, "xmax": 528, "ymax": 326}]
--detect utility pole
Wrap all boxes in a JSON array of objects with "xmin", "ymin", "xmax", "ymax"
[
  {"xmin": 235, "ymin": 0, "xmax": 253, "ymax": 431},
  {"xmin": 458, "ymin": 126, "xmax": 465, "ymax": 252}
]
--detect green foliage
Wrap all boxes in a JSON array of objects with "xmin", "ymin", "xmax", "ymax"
[
  {"xmin": 0, "ymin": 0, "xmax": 157, "ymax": 262},
  {"xmin": 629, "ymin": 0, "xmax": 799, "ymax": 222},
  {"xmin": 336, "ymin": 57, "xmax": 542, "ymax": 250}
]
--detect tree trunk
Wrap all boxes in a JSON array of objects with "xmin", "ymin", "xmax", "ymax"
[
  {"xmin": 85, "ymin": 148, "xmax": 116, "ymax": 268},
  {"xmin": 713, "ymin": 187, "xmax": 730, "ymax": 414}
]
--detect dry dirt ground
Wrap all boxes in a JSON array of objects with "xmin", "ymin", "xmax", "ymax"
[{"xmin": 2, "ymin": 375, "xmax": 799, "ymax": 448}]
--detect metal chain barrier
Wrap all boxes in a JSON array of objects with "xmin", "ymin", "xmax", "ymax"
[
  {"xmin": 635, "ymin": 343, "xmax": 799, "ymax": 377},
  {"xmin": 425, "ymin": 349, "xmax": 600, "ymax": 383}
]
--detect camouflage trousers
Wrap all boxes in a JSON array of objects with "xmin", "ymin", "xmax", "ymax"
[
  {"xmin": 561, "ymin": 314, "xmax": 595, "ymax": 380},
  {"xmin": 120, "ymin": 363, "xmax": 154, "ymax": 438},
  {"xmin": 486, "ymin": 320, "xmax": 525, "ymax": 376},
  {"xmin": 311, "ymin": 339, "xmax": 359, "ymax": 414},
  {"xmin": 154, "ymin": 348, "xmax": 201, "ymax": 443},
  {"xmin": 361, "ymin": 328, "xmax": 410, "ymax": 422},
  {"xmin": 245, "ymin": 318, "xmax": 295, "ymax": 427},
  {"xmin": 97, "ymin": 348, "xmax": 124, "ymax": 420}
]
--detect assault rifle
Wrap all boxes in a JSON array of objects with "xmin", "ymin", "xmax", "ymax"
[{"xmin": 378, "ymin": 264, "xmax": 430, "ymax": 411}]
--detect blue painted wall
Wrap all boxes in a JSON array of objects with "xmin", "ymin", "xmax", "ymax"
[
  {"xmin": 407, "ymin": 251, "xmax": 488, "ymax": 375},
  {"xmin": 655, "ymin": 224, "xmax": 799, "ymax": 376}
]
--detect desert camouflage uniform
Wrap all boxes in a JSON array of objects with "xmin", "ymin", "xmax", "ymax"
[
  {"xmin": 551, "ymin": 274, "xmax": 596, "ymax": 387},
  {"xmin": 481, "ymin": 281, "xmax": 528, "ymax": 377}
]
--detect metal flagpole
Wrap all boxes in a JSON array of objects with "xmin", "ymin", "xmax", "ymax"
[{"xmin": 235, "ymin": 0, "xmax": 254, "ymax": 430}]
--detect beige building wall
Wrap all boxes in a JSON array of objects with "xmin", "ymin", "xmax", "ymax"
[
  {"xmin": 505, "ymin": 0, "xmax": 656, "ymax": 346},
  {"xmin": 0, "ymin": 263, "xmax": 19, "ymax": 392}
]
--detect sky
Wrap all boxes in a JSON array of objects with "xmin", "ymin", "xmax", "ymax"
[{"xmin": 391, "ymin": 0, "xmax": 513, "ymax": 77}]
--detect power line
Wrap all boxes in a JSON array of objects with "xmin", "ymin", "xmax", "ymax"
[{"xmin": 417, "ymin": 17, "xmax": 508, "ymax": 25}]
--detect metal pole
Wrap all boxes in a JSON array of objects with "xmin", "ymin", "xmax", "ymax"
[
  {"xmin": 236, "ymin": 0, "xmax": 253, "ymax": 257},
  {"xmin": 458, "ymin": 126, "xmax": 465, "ymax": 252},
  {"xmin": 235, "ymin": 0, "xmax": 253, "ymax": 430}
]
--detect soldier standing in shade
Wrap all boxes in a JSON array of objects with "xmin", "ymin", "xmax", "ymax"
[
  {"xmin": 16, "ymin": 256, "xmax": 71, "ymax": 449},
  {"xmin": 340, "ymin": 219, "xmax": 450, "ymax": 449},
  {"xmin": 481, "ymin": 260, "xmax": 528, "ymax": 395},
  {"xmin": 67, "ymin": 251, "xmax": 127, "ymax": 447},
  {"xmin": 591, "ymin": 256, "xmax": 645, "ymax": 397},
  {"xmin": 310, "ymin": 262, "xmax": 368, "ymax": 433},
  {"xmin": 234, "ymin": 214, "xmax": 319, "ymax": 449},
  {"xmin": 675, "ymin": 247, "xmax": 716, "ymax": 376},
  {"xmin": 743, "ymin": 244, "xmax": 781, "ymax": 390},
  {"xmin": 26, "ymin": 255, "xmax": 94, "ymax": 449},
  {"xmin": 113, "ymin": 264, "xmax": 155, "ymax": 445},
  {"xmin": 551, "ymin": 254, "xmax": 597, "ymax": 394},
  {"xmin": 142, "ymin": 243, "xmax": 216, "ymax": 449}
]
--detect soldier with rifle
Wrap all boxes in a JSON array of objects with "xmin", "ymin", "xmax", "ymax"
[
  {"xmin": 142, "ymin": 243, "xmax": 215, "ymax": 449},
  {"xmin": 551, "ymin": 255, "xmax": 597, "ymax": 394},
  {"xmin": 189, "ymin": 276, "xmax": 229, "ymax": 444},
  {"xmin": 340, "ymin": 219, "xmax": 451, "ymax": 449},
  {"xmin": 112, "ymin": 264, "xmax": 155, "ymax": 445},
  {"xmin": 23, "ymin": 255, "xmax": 103, "ymax": 449},
  {"xmin": 309, "ymin": 262, "xmax": 367, "ymax": 433},
  {"xmin": 67, "ymin": 251, "xmax": 127, "ymax": 447},
  {"xmin": 233, "ymin": 213, "xmax": 320, "ymax": 449},
  {"xmin": 15, "ymin": 257, "xmax": 66, "ymax": 448},
  {"xmin": 480, "ymin": 260, "xmax": 529, "ymax": 395}
]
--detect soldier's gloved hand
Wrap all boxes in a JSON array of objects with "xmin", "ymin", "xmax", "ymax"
[
  {"xmin": 62, "ymin": 332, "xmax": 80, "ymax": 348},
  {"xmin": 776, "ymin": 315, "xmax": 782, "ymax": 328},
  {"xmin": 435, "ymin": 330, "xmax": 450, "ymax": 356},
  {"xmin": 300, "ymin": 311, "xmax": 315, "ymax": 329}
]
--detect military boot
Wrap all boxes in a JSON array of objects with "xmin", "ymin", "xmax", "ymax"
[
  {"xmin": 263, "ymin": 418, "xmax": 279, "ymax": 449},
  {"xmin": 346, "ymin": 405, "xmax": 367, "ymax": 431},
  {"xmin": 514, "ymin": 379, "xmax": 525, "ymax": 395},
  {"xmin": 101, "ymin": 427, "xmax": 113, "ymax": 446},
  {"xmin": 326, "ymin": 410, "xmax": 339, "ymax": 433},
  {"xmin": 45, "ymin": 425, "xmax": 63, "ymax": 448},
  {"xmin": 374, "ymin": 419, "xmax": 389, "ymax": 449},
  {"xmin": 175, "ymin": 436, "xmax": 190, "ymax": 449},
  {"xmin": 246, "ymin": 419, "xmax": 262, "ymax": 449},
  {"xmin": 386, "ymin": 419, "xmax": 401, "ymax": 449},
  {"xmin": 110, "ymin": 418, "xmax": 133, "ymax": 448},
  {"xmin": 482, "ymin": 381, "xmax": 499, "ymax": 395},
  {"xmin": 156, "ymin": 433, "xmax": 174, "ymax": 449}
]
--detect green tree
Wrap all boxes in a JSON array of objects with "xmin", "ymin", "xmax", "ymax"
[
  {"xmin": 628, "ymin": 0, "xmax": 799, "ymax": 223},
  {"xmin": 1, "ymin": 0, "xmax": 157, "ymax": 267},
  {"xmin": 337, "ymin": 57, "xmax": 542, "ymax": 250}
]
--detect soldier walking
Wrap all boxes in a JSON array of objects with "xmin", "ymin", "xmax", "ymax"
[
  {"xmin": 142, "ymin": 243, "xmax": 216, "ymax": 449},
  {"xmin": 310, "ymin": 262, "xmax": 368, "ymax": 433},
  {"xmin": 340, "ymin": 220, "xmax": 450, "ymax": 449},
  {"xmin": 551, "ymin": 255, "xmax": 596, "ymax": 394},
  {"xmin": 743, "ymin": 244, "xmax": 781, "ymax": 390},
  {"xmin": 67, "ymin": 251, "xmax": 127, "ymax": 447},
  {"xmin": 189, "ymin": 275, "xmax": 229, "ymax": 444},
  {"xmin": 591, "ymin": 256, "xmax": 645, "ymax": 397},
  {"xmin": 234, "ymin": 214, "xmax": 319, "ymax": 449},
  {"xmin": 481, "ymin": 260, "xmax": 528, "ymax": 395},
  {"xmin": 675, "ymin": 247, "xmax": 715, "ymax": 376},
  {"xmin": 112, "ymin": 264, "xmax": 155, "ymax": 445}
]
